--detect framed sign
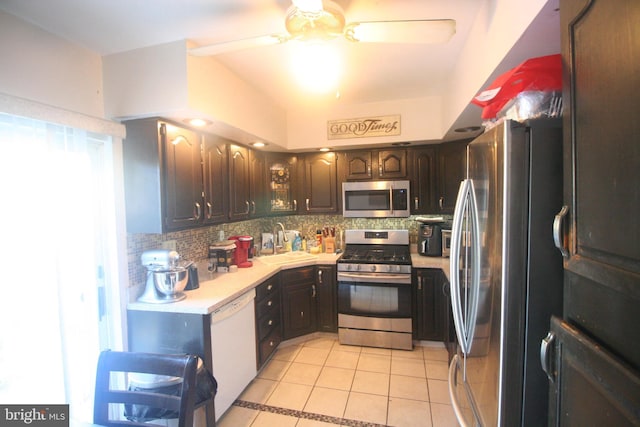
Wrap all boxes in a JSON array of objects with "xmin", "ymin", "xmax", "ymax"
[{"xmin": 327, "ymin": 115, "xmax": 401, "ymax": 140}]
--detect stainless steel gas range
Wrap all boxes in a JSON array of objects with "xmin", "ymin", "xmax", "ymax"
[{"xmin": 337, "ymin": 229, "xmax": 412, "ymax": 350}]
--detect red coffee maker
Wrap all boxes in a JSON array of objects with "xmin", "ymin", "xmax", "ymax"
[{"xmin": 229, "ymin": 236, "xmax": 253, "ymax": 268}]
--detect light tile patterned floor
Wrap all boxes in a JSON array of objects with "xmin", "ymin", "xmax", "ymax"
[{"xmin": 217, "ymin": 335, "xmax": 459, "ymax": 427}]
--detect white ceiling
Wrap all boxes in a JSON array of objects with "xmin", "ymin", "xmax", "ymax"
[{"xmin": 0, "ymin": 0, "xmax": 560, "ymax": 141}]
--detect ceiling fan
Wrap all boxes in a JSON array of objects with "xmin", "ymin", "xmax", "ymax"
[{"xmin": 188, "ymin": 0, "xmax": 456, "ymax": 57}]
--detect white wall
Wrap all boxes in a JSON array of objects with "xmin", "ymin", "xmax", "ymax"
[{"xmin": 0, "ymin": 11, "xmax": 104, "ymax": 118}]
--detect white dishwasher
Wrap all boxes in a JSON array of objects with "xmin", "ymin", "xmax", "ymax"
[{"xmin": 210, "ymin": 289, "xmax": 257, "ymax": 421}]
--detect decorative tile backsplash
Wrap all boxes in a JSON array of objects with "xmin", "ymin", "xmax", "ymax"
[{"xmin": 126, "ymin": 214, "xmax": 451, "ymax": 288}]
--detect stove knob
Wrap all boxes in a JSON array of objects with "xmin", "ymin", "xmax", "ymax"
[
  {"xmin": 388, "ymin": 265, "xmax": 394, "ymax": 273},
  {"xmin": 356, "ymin": 264, "xmax": 362, "ymax": 271},
  {"xmin": 370, "ymin": 265, "xmax": 377, "ymax": 272}
]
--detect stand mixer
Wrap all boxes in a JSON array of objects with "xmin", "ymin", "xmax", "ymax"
[{"xmin": 138, "ymin": 249, "xmax": 189, "ymax": 303}]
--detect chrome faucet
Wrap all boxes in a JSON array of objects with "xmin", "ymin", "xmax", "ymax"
[{"xmin": 274, "ymin": 222, "xmax": 288, "ymax": 252}]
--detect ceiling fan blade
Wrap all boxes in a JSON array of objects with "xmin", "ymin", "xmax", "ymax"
[
  {"xmin": 345, "ymin": 19, "xmax": 456, "ymax": 44},
  {"xmin": 189, "ymin": 34, "xmax": 288, "ymax": 56}
]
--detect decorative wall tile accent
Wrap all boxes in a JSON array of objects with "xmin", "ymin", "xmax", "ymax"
[{"xmin": 126, "ymin": 214, "xmax": 451, "ymax": 288}]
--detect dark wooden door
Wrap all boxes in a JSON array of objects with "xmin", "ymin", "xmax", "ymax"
[
  {"xmin": 559, "ymin": 0, "xmax": 640, "ymax": 369},
  {"xmin": 162, "ymin": 122, "xmax": 203, "ymax": 230},
  {"xmin": 202, "ymin": 134, "xmax": 227, "ymax": 225},
  {"xmin": 377, "ymin": 149, "xmax": 407, "ymax": 179},
  {"xmin": 302, "ymin": 152, "xmax": 338, "ymax": 214},
  {"xmin": 228, "ymin": 144, "xmax": 250, "ymax": 221},
  {"xmin": 316, "ymin": 265, "xmax": 337, "ymax": 332},
  {"xmin": 410, "ymin": 146, "xmax": 437, "ymax": 213},
  {"xmin": 267, "ymin": 153, "xmax": 298, "ymax": 214},
  {"xmin": 436, "ymin": 140, "xmax": 468, "ymax": 214},
  {"xmin": 413, "ymin": 269, "xmax": 444, "ymax": 341},
  {"xmin": 548, "ymin": 0, "xmax": 640, "ymax": 424}
]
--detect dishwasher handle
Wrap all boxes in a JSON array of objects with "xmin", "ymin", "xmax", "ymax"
[{"xmin": 211, "ymin": 289, "xmax": 256, "ymax": 324}]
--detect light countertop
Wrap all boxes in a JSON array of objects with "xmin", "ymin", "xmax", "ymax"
[
  {"xmin": 127, "ymin": 253, "xmax": 341, "ymax": 315},
  {"xmin": 128, "ymin": 251, "xmax": 451, "ymax": 316}
]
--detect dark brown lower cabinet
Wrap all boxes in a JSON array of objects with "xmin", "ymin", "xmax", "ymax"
[
  {"xmin": 543, "ymin": 317, "xmax": 640, "ymax": 426},
  {"xmin": 281, "ymin": 267, "xmax": 318, "ymax": 339},
  {"xmin": 413, "ymin": 268, "xmax": 445, "ymax": 341},
  {"xmin": 316, "ymin": 265, "xmax": 337, "ymax": 333},
  {"xmin": 255, "ymin": 275, "xmax": 282, "ymax": 369}
]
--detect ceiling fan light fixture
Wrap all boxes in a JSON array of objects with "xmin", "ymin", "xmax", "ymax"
[
  {"xmin": 286, "ymin": 0, "xmax": 345, "ymax": 41},
  {"xmin": 291, "ymin": 42, "xmax": 342, "ymax": 93},
  {"xmin": 345, "ymin": 19, "xmax": 456, "ymax": 44}
]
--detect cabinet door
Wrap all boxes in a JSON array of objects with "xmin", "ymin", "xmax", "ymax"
[
  {"xmin": 410, "ymin": 147, "xmax": 437, "ymax": 213},
  {"xmin": 202, "ymin": 134, "xmax": 228, "ymax": 224},
  {"xmin": 436, "ymin": 140, "xmax": 468, "ymax": 214},
  {"xmin": 316, "ymin": 265, "xmax": 337, "ymax": 332},
  {"xmin": 281, "ymin": 267, "xmax": 317, "ymax": 339},
  {"xmin": 302, "ymin": 152, "xmax": 338, "ymax": 214},
  {"xmin": 228, "ymin": 144, "xmax": 251, "ymax": 221},
  {"xmin": 249, "ymin": 149, "xmax": 267, "ymax": 217},
  {"xmin": 162, "ymin": 122, "xmax": 204, "ymax": 230},
  {"xmin": 543, "ymin": 317, "xmax": 640, "ymax": 426},
  {"xmin": 378, "ymin": 149, "xmax": 407, "ymax": 179},
  {"xmin": 560, "ymin": 0, "xmax": 640, "ymax": 369},
  {"xmin": 344, "ymin": 151, "xmax": 373, "ymax": 180},
  {"xmin": 413, "ymin": 269, "xmax": 444, "ymax": 341},
  {"xmin": 267, "ymin": 153, "xmax": 299, "ymax": 214}
]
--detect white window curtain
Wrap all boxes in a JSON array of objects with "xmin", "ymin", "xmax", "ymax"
[{"xmin": 0, "ymin": 112, "xmax": 124, "ymax": 423}]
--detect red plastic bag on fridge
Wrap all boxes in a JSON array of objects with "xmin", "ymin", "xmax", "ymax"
[{"xmin": 471, "ymin": 54, "xmax": 562, "ymax": 119}]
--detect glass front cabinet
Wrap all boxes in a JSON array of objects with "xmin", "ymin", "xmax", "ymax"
[{"xmin": 267, "ymin": 154, "xmax": 298, "ymax": 214}]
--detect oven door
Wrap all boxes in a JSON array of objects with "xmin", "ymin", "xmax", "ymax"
[{"xmin": 337, "ymin": 273, "xmax": 412, "ymax": 318}]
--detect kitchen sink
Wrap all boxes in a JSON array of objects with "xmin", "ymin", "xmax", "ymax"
[{"xmin": 258, "ymin": 251, "xmax": 318, "ymax": 265}]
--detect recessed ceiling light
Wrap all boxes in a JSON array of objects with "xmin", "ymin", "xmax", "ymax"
[
  {"xmin": 184, "ymin": 118, "xmax": 211, "ymax": 127},
  {"xmin": 319, "ymin": 147, "xmax": 331, "ymax": 152},
  {"xmin": 252, "ymin": 141, "xmax": 267, "ymax": 148}
]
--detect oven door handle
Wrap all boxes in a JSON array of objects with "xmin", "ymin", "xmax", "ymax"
[{"xmin": 337, "ymin": 272, "xmax": 411, "ymax": 284}]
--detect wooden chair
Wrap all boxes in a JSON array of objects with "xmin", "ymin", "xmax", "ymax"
[{"xmin": 93, "ymin": 350, "xmax": 198, "ymax": 427}]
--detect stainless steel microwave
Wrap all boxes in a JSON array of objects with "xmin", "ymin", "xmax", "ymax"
[{"xmin": 342, "ymin": 180, "xmax": 410, "ymax": 218}]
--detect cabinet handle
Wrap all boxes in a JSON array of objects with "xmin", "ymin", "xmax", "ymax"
[
  {"xmin": 269, "ymin": 341, "xmax": 275, "ymax": 347},
  {"xmin": 540, "ymin": 331, "xmax": 556, "ymax": 382},
  {"xmin": 300, "ymin": 311, "xmax": 304, "ymax": 318},
  {"xmin": 367, "ymin": 165, "xmax": 371, "ymax": 176},
  {"xmin": 267, "ymin": 300, "xmax": 272, "ymax": 307},
  {"xmin": 418, "ymin": 276, "xmax": 422, "ymax": 291},
  {"xmin": 268, "ymin": 319, "xmax": 273, "ymax": 326},
  {"xmin": 305, "ymin": 198, "xmax": 310, "ymax": 211},
  {"xmin": 206, "ymin": 202, "xmax": 213, "ymax": 219},
  {"xmin": 553, "ymin": 205, "xmax": 570, "ymax": 259},
  {"xmin": 379, "ymin": 165, "xmax": 383, "ymax": 176},
  {"xmin": 245, "ymin": 200, "xmax": 250, "ymax": 214},
  {"xmin": 293, "ymin": 199, "xmax": 297, "ymax": 211},
  {"xmin": 251, "ymin": 200, "xmax": 256, "ymax": 214},
  {"xmin": 439, "ymin": 196, "xmax": 444, "ymax": 210},
  {"xmin": 194, "ymin": 202, "xmax": 202, "ymax": 219},
  {"xmin": 311, "ymin": 284, "xmax": 316, "ymax": 298},
  {"xmin": 414, "ymin": 196, "xmax": 419, "ymax": 210},
  {"xmin": 267, "ymin": 284, "xmax": 273, "ymax": 291},
  {"xmin": 318, "ymin": 269, "xmax": 323, "ymax": 284}
]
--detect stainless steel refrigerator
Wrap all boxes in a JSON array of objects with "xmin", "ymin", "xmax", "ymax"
[{"xmin": 447, "ymin": 119, "xmax": 564, "ymax": 426}]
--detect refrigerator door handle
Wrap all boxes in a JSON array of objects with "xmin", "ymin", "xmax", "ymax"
[
  {"xmin": 448, "ymin": 355, "xmax": 471, "ymax": 427},
  {"xmin": 450, "ymin": 179, "xmax": 481, "ymax": 355}
]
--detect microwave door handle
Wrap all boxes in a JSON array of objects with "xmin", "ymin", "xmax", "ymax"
[{"xmin": 389, "ymin": 185, "xmax": 394, "ymax": 214}]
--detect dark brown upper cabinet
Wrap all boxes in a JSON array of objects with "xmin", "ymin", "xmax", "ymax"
[
  {"xmin": 436, "ymin": 140, "xmax": 468, "ymax": 214},
  {"xmin": 266, "ymin": 153, "xmax": 299, "ymax": 215},
  {"xmin": 342, "ymin": 148, "xmax": 407, "ymax": 181},
  {"xmin": 300, "ymin": 152, "xmax": 339, "ymax": 214},
  {"xmin": 410, "ymin": 146, "xmax": 437, "ymax": 214},
  {"xmin": 123, "ymin": 118, "xmax": 207, "ymax": 233},
  {"xmin": 202, "ymin": 133, "xmax": 229, "ymax": 225},
  {"xmin": 228, "ymin": 144, "xmax": 251, "ymax": 221}
]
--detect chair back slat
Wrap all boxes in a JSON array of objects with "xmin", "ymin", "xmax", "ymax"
[{"xmin": 94, "ymin": 350, "xmax": 198, "ymax": 427}]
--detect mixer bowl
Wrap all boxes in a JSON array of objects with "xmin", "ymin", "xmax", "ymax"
[{"xmin": 153, "ymin": 268, "xmax": 188, "ymax": 296}]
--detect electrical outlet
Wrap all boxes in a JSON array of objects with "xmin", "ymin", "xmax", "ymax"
[{"xmin": 161, "ymin": 240, "xmax": 177, "ymax": 251}]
